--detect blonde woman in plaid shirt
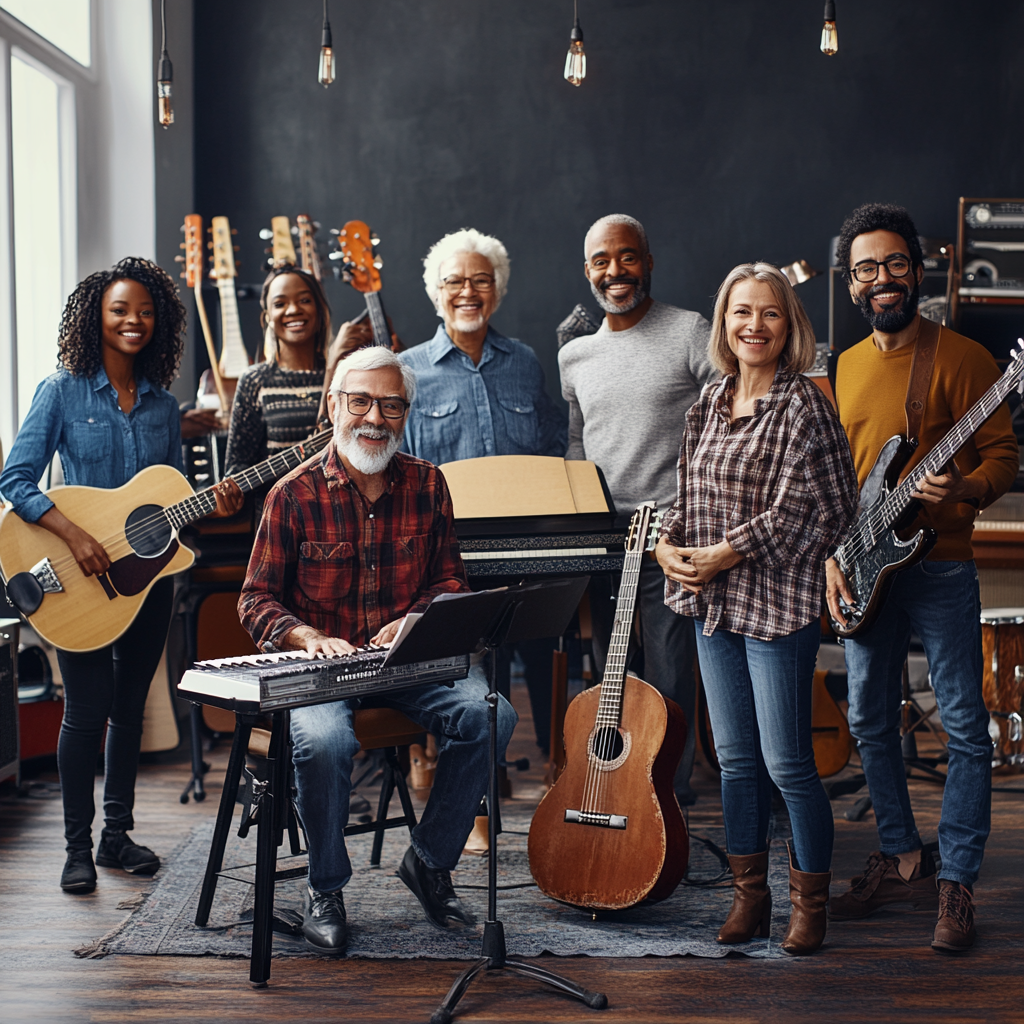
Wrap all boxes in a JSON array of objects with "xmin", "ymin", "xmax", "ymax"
[{"xmin": 656, "ymin": 263, "xmax": 858, "ymax": 955}]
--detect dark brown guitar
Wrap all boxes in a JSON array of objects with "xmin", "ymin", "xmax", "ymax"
[{"xmin": 527, "ymin": 502, "xmax": 689, "ymax": 911}]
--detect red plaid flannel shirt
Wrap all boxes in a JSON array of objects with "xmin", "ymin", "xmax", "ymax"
[{"xmin": 239, "ymin": 444, "xmax": 470, "ymax": 649}]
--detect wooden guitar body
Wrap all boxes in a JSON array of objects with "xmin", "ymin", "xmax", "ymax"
[
  {"xmin": 810, "ymin": 669, "xmax": 852, "ymax": 777},
  {"xmin": 528, "ymin": 674, "xmax": 689, "ymax": 910},
  {"xmin": 0, "ymin": 466, "xmax": 195, "ymax": 652},
  {"xmin": 831, "ymin": 435, "xmax": 936, "ymax": 639}
]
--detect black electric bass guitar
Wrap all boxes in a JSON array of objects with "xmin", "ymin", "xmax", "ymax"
[{"xmin": 831, "ymin": 339, "xmax": 1024, "ymax": 638}]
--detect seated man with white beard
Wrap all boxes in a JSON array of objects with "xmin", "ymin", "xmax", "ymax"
[{"xmin": 239, "ymin": 346, "xmax": 517, "ymax": 957}]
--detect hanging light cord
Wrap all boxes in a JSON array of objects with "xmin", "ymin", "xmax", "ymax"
[
  {"xmin": 160, "ymin": 0, "xmax": 168, "ymax": 60},
  {"xmin": 322, "ymin": 0, "xmax": 332, "ymax": 47}
]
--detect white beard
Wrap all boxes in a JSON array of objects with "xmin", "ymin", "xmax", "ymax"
[{"xmin": 335, "ymin": 422, "xmax": 403, "ymax": 476}]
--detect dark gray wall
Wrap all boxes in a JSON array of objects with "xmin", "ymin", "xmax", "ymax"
[{"xmin": 190, "ymin": 0, "xmax": 1024, "ymax": 401}]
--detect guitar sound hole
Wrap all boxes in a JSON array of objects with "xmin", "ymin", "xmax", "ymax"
[
  {"xmin": 125, "ymin": 504, "xmax": 174, "ymax": 558},
  {"xmin": 591, "ymin": 727, "xmax": 624, "ymax": 763}
]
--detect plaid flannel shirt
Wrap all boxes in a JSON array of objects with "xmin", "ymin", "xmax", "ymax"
[
  {"xmin": 239, "ymin": 444, "xmax": 469, "ymax": 649},
  {"xmin": 660, "ymin": 371, "xmax": 858, "ymax": 641}
]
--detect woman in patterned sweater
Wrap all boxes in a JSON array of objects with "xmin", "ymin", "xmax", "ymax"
[{"xmin": 224, "ymin": 267, "xmax": 334, "ymax": 481}]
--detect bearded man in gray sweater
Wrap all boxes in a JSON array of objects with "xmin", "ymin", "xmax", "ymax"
[{"xmin": 558, "ymin": 213, "xmax": 717, "ymax": 806}]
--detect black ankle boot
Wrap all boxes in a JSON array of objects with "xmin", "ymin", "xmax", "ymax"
[
  {"xmin": 61, "ymin": 849, "xmax": 97, "ymax": 893},
  {"xmin": 96, "ymin": 829, "xmax": 160, "ymax": 875},
  {"xmin": 303, "ymin": 886, "xmax": 348, "ymax": 956}
]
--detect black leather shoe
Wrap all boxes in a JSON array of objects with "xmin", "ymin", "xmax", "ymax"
[
  {"xmin": 96, "ymin": 830, "xmax": 160, "ymax": 875},
  {"xmin": 61, "ymin": 850, "xmax": 97, "ymax": 893},
  {"xmin": 303, "ymin": 886, "xmax": 348, "ymax": 956},
  {"xmin": 397, "ymin": 845, "xmax": 475, "ymax": 929}
]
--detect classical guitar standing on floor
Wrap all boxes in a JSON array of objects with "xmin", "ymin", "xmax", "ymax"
[
  {"xmin": 0, "ymin": 430, "xmax": 333, "ymax": 653},
  {"xmin": 831, "ymin": 336, "xmax": 1024, "ymax": 638},
  {"xmin": 528, "ymin": 501, "xmax": 690, "ymax": 911}
]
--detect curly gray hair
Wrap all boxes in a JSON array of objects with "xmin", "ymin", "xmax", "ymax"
[{"xmin": 422, "ymin": 228, "xmax": 510, "ymax": 311}]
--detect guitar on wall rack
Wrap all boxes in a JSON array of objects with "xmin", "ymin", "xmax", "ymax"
[
  {"xmin": 296, "ymin": 213, "xmax": 322, "ymax": 281},
  {"xmin": 330, "ymin": 220, "xmax": 392, "ymax": 348},
  {"xmin": 209, "ymin": 215, "xmax": 253, "ymax": 394},
  {"xmin": 260, "ymin": 215, "xmax": 297, "ymax": 270},
  {"xmin": 831, "ymin": 339, "xmax": 1024, "ymax": 638},
  {"xmin": 527, "ymin": 501, "xmax": 689, "ymax": 911},
  {"xmin": 0, "ymin": 429, "xmax": 333, "ymax": 653}
]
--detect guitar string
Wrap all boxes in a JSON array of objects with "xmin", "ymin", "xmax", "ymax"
[
  {"xmin": 40, "ymin": 430, "xmax": 333, "ymax": 577},
  {"xmin": 837, "ymin": 360, "xmax": 1021, "ymax": 567}
]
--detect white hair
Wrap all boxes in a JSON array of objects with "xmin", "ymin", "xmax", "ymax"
[
  {"xmin": 584, "ymin": 214, "xmax": 650, "ymax": 259},
  {"xmin": 329, "ymin": 345, "xmax": 417, "ymax": 404},
  {"xmin": 422, "ymin": 228, "xmax": 510, "ymax": 310}
]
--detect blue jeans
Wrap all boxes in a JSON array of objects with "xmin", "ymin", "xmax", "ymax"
[
  {"xmin": 695, "ymin": 619, "xmax": 833, "ymax": 873},
  {"xmin": 289, "ymin": 664, "xmax": 517, "ymax": 892},
  {"xmin": 843, "ymin": 559, "xmax": 990, "ymax": 887}
]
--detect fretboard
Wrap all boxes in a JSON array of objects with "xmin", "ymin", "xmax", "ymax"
[
  {"xmin": 842, "ymin": 351, "xmax": 1023, "ymax": 557},
  {"xmin": 365, "ymin": 292, "xmax": 391, "ymax": 348},
  {"xmin": 216, "ymin": 278, "xmax": 252, "ymax": 379},
  {"xmin": 594, "ymin": 546, "xmax": 645, "ymax": 729},
  {"xmin": 161, "ymin": 428, "xmax": 333, "ymax": 533}
]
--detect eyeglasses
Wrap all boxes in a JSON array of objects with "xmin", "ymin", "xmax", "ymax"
[
  {"xmin": 850, "ymin": 256, "xmax": 913, "ymax": 283},
  {"xmin": 440, "ymin": 274, "xmax": 495, "ymax": 295},
  {"xmin": 337, "ymin": 391, "xmax": 409, "ymax": 419}
]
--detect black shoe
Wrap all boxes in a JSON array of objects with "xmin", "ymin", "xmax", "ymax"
[
  {"xmin": 397, "ymin": 845, "xmax": 475, "ymax": 930},
  {"xmin": 61, "ymin": 850, "xmax": 97, "ymax": 893},
  {"xmin": 302, "ymin": 886, "xmax": 348, "ymax": 956},
  {"xmin": 96, "ymin": 830, "xmax": 160, "ymax": 875}
]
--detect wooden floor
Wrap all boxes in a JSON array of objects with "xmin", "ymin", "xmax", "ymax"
[{"xmin": 2, "ymin": 684, "xmax": 1023, "ymax": 1024}]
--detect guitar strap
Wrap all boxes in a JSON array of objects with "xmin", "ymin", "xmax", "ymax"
[{"xmin": 904, "ymin": 317, "xmax": 941, "ymax": 444}]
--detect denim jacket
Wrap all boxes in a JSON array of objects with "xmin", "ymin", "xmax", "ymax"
[
  {"xmin": 0, "ymin": 368, "xmax": 183, "ymax": 523},
  {"xmin": 398, "ymin": 325, "xmax": 567, "ymax": 466}
]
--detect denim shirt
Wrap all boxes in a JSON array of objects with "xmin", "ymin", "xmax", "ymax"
[
  {"xmin": 0, "ymin": 368, "xmax": 184, "ymax": 523},
  {"xmin": 398, "ymin": 325, "xmax": 567, "ymax": 466}
]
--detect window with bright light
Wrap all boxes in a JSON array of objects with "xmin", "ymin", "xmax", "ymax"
[
  {"xmin": 11, "ymin": 55, "xmax": 67, "ymax": 426},
  {"xmin": 0, "ymin": 0, "xmax": 90, "ymax": 66}
]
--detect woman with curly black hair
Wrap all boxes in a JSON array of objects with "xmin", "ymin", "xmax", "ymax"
[{"xmin": 0, "ymin": 257, "xmax": 240, "ymax": 894}]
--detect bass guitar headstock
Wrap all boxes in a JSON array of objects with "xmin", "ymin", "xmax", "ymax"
[
  {"xmin": 180, "ymin": 214, "xmax": 204, "ymax": 289},
  {"xmin": 259, "ymin": 216, "xmax": 297, "ymax": 269},
  {"xmin": 296, "ymin": 214, "xmax": 322, "ymax": 282},
  {"xmin": 625, "ymin": 502, "xmax": 661, "ymax": 555},
  {"xmin": 210, "ymin": 216, "xmax": 239, "ymax": 281},
  {"xmin": 329, "ymin": 220, "xmax": 382, "ymax": 293}
]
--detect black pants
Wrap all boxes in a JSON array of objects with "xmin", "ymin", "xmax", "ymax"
[
  {"xmin": 493, "ymin": 639, "xmax": 558, "ymax": 757},
  {"xmin": 589, "ymin": 559, "xmax": 698, "ymax": 805},
  {"xmin": 55, "ymin": 578, "xmax": 174, "ymax": 852}
]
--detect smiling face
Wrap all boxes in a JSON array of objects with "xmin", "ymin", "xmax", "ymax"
[
  {"xmin": 435, "ymin": 251, "xmax": 499, "ymax": 336},
  {"xmin": 265, "ymin": 272, "xmax": 321, "ymax": 350},
  {"xmin": 327, "ymin": 366, "xmax": 409, "ymax": 476},
  {"xmin": 848, "ymin": 229, "xmax": 923, "ymax": 333},
  {"xmin": 724, "ymin": 279, "xmax": 790, "ymax": 375},
  {"xmin": 583, "ymin": 222, "xmax": 653, "ymax": 315},
  {"xmin": 100, "ymin": 279, "xmax": 155, "ymax": 360}
]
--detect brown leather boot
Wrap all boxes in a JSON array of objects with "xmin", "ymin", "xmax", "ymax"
[
  {"xmin": 781, "ymin": 843, "xmax": 830, "ymax": 956},
  {"xmin": 717, "ymin": 849, "xmax": 772, "ymax": 944}
]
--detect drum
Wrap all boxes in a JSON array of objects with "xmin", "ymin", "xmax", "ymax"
[{"xmin": 980, "ymin": 608, "xmax": 1024, "ymax": 767}]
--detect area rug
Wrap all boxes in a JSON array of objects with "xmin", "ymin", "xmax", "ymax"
[{"xmin": 81, "ymin": 808, "xmax": 791, "ymax": 960}]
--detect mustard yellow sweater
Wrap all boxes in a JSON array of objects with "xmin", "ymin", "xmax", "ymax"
[{"xmin": 836, "ymin": 322, "xmax": 1018, "ymax": 561}]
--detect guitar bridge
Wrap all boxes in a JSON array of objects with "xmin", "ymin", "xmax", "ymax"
[
  {"xmin": 564, "ymin": 809, "xmax": 628, "ymax": 830},
  {"xmin": 30, "ymin": 558, "xmax": 64, "ymax": 594},
  {"xmin": 4, "ymin": 557, "xmax": 63, "ymax": 616}
]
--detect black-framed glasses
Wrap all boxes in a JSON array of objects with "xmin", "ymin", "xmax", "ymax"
[
  {"xmin": 337, "ymin": 391, "xmax": 409, "ymax": 419},
  {"xmin": 850, "ymin": 256, "xmax": 913, "ymax": 283},
  {"xmin": 440, "ymin": 274, "xmax": 495, "ymax": 295}
]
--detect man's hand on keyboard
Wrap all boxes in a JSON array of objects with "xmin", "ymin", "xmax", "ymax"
[
  {"xmin": 370, "ymin": 617, "xmax": 405, "ymax": 648},
  {"xmin": 283, "ymin": 625, "xmax": 357, "ymax": 659}
]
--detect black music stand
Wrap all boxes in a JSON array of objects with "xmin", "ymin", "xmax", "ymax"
[{"xmin": 431, "ymin": 577, "xmax": 607, "ymax": 1024}]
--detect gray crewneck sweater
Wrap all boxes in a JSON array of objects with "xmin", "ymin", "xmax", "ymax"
[{"xmin": 558, "ymin": 300, "xmax": 716, "ymax": 514}]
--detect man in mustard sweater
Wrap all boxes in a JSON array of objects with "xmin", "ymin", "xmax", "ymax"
[{"xmin": 826, "ymin": 203, "xmax": 1018, "ymax": 952}]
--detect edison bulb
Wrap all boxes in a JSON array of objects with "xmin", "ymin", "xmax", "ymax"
[
  {"xmin": 319, "ymin": 46, "xmax": 335, "ymax": 87},
  {"xmin": 564, "ymin": 37, "xmax": 586, "ymax": 86},
  {"xmin": 158, "ymin": 81, "xmax": 174, "ymax": 127},
  {"xmin": 820, "ymin": 20, "xmax": 838, "ymax": 56}
]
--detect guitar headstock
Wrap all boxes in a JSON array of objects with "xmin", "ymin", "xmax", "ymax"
[
  {"xmin": 1013, "ymin": 338, "xmax": 1024, "ymax": 395},
  {"xmin": 296, "ymin": 214, "xmax": 322, "ymax": 282},
  {"xmin": 329, "ymin": 220, "xmax": 382, "ymax": 293},
  {"xmin": 260, "ymin": 216, "xmax": 297, "ymax": 269},
  {"xmin": 181, "ymin": 214, "xmax": 204, "ymax": 289},
  {"xmin": 210, "ymin": 216, "xmax": 239, "ymax": 281},
  {"xmin": 625, "ymin": 502, "xmax": 661, "ymax": 554}
]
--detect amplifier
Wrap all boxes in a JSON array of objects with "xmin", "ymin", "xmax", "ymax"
[{"xmin": 0, "ymin": 618, "xmax": 20, "ymax": 784}]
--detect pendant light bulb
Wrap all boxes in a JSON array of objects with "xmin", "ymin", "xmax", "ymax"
[
  {"xmin": 820, "ymin": 0, "xmax": 838, "ymax": 56},
  {"xmin": 319, "ymin": 0, "xmax": 336, "ymax": 87},
  {"xmin": 156, "ymin": 0, "xmax": 173, "ymax": 128},
  {"xmin": 564, "ymin": 2, "xmax": 586, "ymax": 87}
]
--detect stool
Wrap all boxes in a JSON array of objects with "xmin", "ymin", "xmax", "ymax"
[{"xmin": 193, "ymin": 704, "xmax": 425, "ymax": 983}]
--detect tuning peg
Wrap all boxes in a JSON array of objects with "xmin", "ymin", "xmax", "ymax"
[
  {"xmin": 291, "ymin": 225, "xmax": 299, "ymax": 236},
  {"xmin": 179, "ymin": 224, "xmax": 186, "ymax": 234},
  {"xmin": 370, "ymin": 234, "xmax": 380, "ymax": 246},
  {"xmin": 174, "ymin": 255, "xmax": 185, "ymax": 263},
  {"xmin": 313, "ymin": 221, "xmax": 321, "ymax": 231},
  {"xmin": 230, "ymin": 228, "xmax": 237, "ymax": 235},
  {"xmin": 328, "ymin": 251, "xmax": 343, "ymax": 261},
  {"xmin": 329, "ymin": 227, "xmax": 340, "ymax": 236},
  {"xmin": 373, "ymin": 257, "xmax": 383, "ymax": 269},
  {"xmin": 179, "ymin": 241, "xmax": 186, "ymax": 248},
  {"xmin": 180, "ymin": 272, "xmax": 186, "ymax": 279},
  {"xmin": 207, "ymin": 241, "xmax": 213, "ymax": 249},
  {"xmin": 259, "ymin": 228, "xmax": 273, "ymax": 240},
  {"xmin": 233, "ymin": 245, "xmax": 240, "ymax": 252}
]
